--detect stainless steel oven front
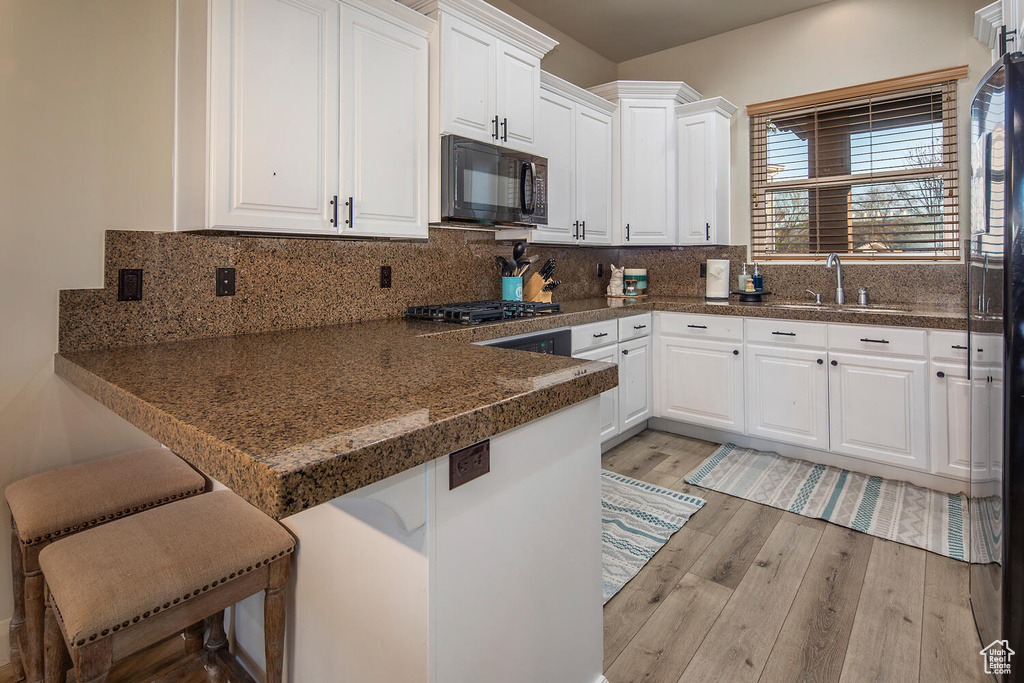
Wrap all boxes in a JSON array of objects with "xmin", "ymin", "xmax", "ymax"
[{"xmin": 441, "ymin": 135, "xmax": 547, "ymax": 226}]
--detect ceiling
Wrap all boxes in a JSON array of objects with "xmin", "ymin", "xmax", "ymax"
[{"xmin": 511, "ymin": 0, "xmax": 836, "ymax": 63}]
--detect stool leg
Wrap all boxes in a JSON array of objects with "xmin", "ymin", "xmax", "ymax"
[
  {"xmin": 203, "ymin": 610, "xmax": 228, "ymax": 681},
  {"xmin": 183, "ymin": 621, "xmax": 205, "ymax": 656},
  {"xmin": 10, "ymin": 523, "xmax": 26, "ymax": 682},
  {"xmin": 264, "ymin": 557, "xmax": 291, "ymax": 683},
  {"xmin": 23, "ymin": 543, "xmax": 47, "ymax": 683},
  {"xmin": 74, "ymin": 638, "xmax": 112, "ymax": 683},
  {"xmin": 42, "ymin": 592, "xmax": 69, "ymax": 683}
]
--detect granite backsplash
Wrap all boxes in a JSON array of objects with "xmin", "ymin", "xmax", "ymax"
[{"xmin": 58, "ymin": 228, "xmax": 967, "ymax": 353}]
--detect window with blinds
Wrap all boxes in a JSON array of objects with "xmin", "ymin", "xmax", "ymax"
[{"xmin": 749, "ymin": 69, "xmax": 964, "ymax": 260}]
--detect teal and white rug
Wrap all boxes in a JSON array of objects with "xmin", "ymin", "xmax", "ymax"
[
  {"xmin": 685, "ymin": 443, "xmax": 982, "ymax": 562},
  {"xmin": 601, "ymin": 470, "xmax": 706, "ymax": 604}
]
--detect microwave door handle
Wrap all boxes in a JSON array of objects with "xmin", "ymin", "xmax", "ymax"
[{"xmin": 520, "ymin": 162, "xmax": 536, "ymax": 216}]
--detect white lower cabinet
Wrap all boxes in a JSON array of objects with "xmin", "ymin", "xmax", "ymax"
[
  {"xmin": 619, "ymin": 335, "xmax": 653, "ymax": 431},
  {"xmin": 930, "ymin": 360, "xmax": 972, "ymax": 477},
  {"xmin": 656, "ymin": 335, "xmax": 744, "ymax": 432},
  {"xmin": 827, "ymin": 352, "xmax": 929, "ymax": 470},
  {"xmin": 745, "ymin": 344, "xmax": 829, "ymax": 450},
  {"xmin": 574, "ymin": 343, "xmax": 620, "ymax": 442}
]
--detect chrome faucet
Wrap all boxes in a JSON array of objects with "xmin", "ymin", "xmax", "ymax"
[{"xmin": 825, "ymin": 252, "xmax": 845, "ymax": 305}]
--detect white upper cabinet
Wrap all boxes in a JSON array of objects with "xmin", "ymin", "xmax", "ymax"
[
  {"xmin": 175, "ymin": 0, "xmax": 433, "ymax": 237},
  {"xmin": 531, "ymin": 72, "xmax": 614, "ymax": 245},
  {"xmin": 677, "ymin": 98, "xmax": 736, "ymax": 245},
  {"xmin": 589, "ymin": 81, "xmax": 701, "ymax": 246},
  {"xmin": 340, "ymin": 1, "xmax": 431, "ymax": 238},
  {"xmin": 407, "ymin": 0, "xmax": 556, "ymax": 154}
]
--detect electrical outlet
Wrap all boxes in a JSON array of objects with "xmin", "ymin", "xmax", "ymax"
[
  {"xmin": 216, "ymin": 267, "xmax": 236, "ymax": 297},
  {"xmin": 118, "ymin": 269, "xmax": 143, "ymax": 301},
  {"xmin": 699, "ymin": 263, "xmax": 707, "ymax": 278},
  {"xmin": 380, "ymin": 265, "xmax": 392, "ymax": 288},
  {"xmin": 449, "ymin": 440, "xmax": 490, "ymax": 489}
]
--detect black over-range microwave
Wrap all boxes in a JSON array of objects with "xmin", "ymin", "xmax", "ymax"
[{"xmin": 441, "ymin": 135, "xmax": 547, "ymax": 226}]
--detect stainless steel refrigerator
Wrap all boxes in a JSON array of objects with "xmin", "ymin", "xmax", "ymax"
[{"xmin": 970, "ymin": 49, "xmax": 1023, "ymax": 677}]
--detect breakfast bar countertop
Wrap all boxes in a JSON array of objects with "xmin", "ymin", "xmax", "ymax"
[{"xmin": 53, "ymin": 295, "xmax": 966, "ymax": 519}]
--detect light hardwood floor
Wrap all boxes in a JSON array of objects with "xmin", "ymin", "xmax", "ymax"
[{"xmin": 602, "ymin": 429, "xmax": 990, "ymax": 683}]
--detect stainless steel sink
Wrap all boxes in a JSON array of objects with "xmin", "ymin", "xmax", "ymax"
[{"xmin": 771, "ymin": 303, "xmax": 909, "ymax": 314}]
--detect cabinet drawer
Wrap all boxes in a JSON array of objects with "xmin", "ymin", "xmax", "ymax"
[
  {"xmin": 827, "ymin": 324, "xmax": 926, "ymax": 358},
  {"xmin": 929, "ymin": 330, "xmax": 969, "ymax": 363},
  {"xmin": 745, "ymin": 318, "xmax": 827, "ymax": 348},
  {"xmin": 572, "ymin": 319, "xmax": 618, "ymax": 353},
  {"xmin": 972, "ymin": 332, "xmax": 1003, "ymax": 365},
  {"xmin": 656, "ymin": 312, "xmax": 743, "ymax": 342},
  {"xmin": 618, "ymin": 313, "xmax": 653, "ymax": 342}
]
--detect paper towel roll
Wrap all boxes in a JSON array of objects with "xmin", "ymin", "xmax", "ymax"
[{"xmin": 706, "ymin": 259, "xmax": 730, "ymax": 299}]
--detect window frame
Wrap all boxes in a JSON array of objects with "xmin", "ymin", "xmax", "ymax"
[{"xmin": 748, "ymin": 66, "xmax": 968, "ymax": 261}]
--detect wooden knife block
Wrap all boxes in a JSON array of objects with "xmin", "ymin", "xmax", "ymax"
[{"xmin": 523, "ymin": 273, "xmax": 551, "ymax": 303}]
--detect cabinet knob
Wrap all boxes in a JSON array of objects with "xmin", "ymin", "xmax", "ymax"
[
  {"xmin": 733, "ymin": 349, "xmax": 739, "ymax": 356},
  {"xmin": 936, "ymin": 371, "xmax": 945, "ymax": 378},
  {"xmin": 831, "ymin": 360, "xmax": 838, "ymax": 366},
  {"xmin": 817, "ymin": 358, "xmax": 824, "ymax": 365},
  {"xmin": 622, "ymin": 349, "xmax": 629, "ymax": 356}
]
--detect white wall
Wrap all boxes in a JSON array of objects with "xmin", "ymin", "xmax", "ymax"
[
  {"xmin": 0, "ymin": 0, "xmax": 175, "ymax": 650},
  {"xmin": 617, "ymin": 0, "xmax": 994, "ymax": 249},
  {"xmin": 492, "ymin": 0, "xmax": 617, "ymax": 87}
]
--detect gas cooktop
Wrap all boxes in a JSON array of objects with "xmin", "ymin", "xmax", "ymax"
[{"xmin": 406, "ymin": 300, "xmax": 561, "ymax": 325}]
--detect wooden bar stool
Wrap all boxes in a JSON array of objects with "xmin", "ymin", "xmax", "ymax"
[
  {"xmin": 5, "ymin": 448, "xmax": 205, "ymax": 683},
  {"xmin": 39, "ymin": 490, "xmax": 295, "ymax": 683}
]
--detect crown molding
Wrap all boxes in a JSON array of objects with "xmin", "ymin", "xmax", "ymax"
[
  {"xmin": 588, "ymin": 80, "xmax": 701, "ymax": 104},
  {"xmin": 975, "ymin": 1, "xmax": 1003, "ymax": 49},
  {"xmin": 675, "ymin": 96, "xmax": 738, "ymax": 119},
  {"xmin": 541, "ymin": 71, "xmax": 617, "ymax": 114},
  {"xmin": 400, "ymin": 0, "xmax": 558, "ymax": 58},
  {"xmin": 348, "ymin": 0, "xmax": 435, "ymax": 37}
]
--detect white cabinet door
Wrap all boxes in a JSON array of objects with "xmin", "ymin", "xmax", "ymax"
[
  {"xmin": 620, "ymin": 102, "xmax": 675, "ymax": 245},
  {"xmin": 210, "ymin": 0, "xmax": 340, "ymax": 234},
  {"xmin": 744, "ymin": 344, "xmax": 829, "ymax": 450},
  {"xmin": 619, "ymin": 336, "xmax": 653, "ymax": 431},
  {"xmin": 440, "ymin": 14, "xmax": 498, "ymax": 143},
  {"xmin": 340, "ymin": 3, "xmax": 428, "ymax": 238},
  {"xmin": 828, "ymin": 352, "xmax": 928, "ymax": 470},
  {"xmin": 989, "ymin": 368, "xmax": 1004, "ymax": 479},
  {"xmin": 533, "ymin": 89, "xmax": 576, "ymax": 244},
  {"xmin": 496, "ymin": 40, "xmax": 540, "ymax": 152},
  {"xmin": 574, "ymin": 345, "xmax": 619, "ymax": 441},
  {"xmin": 576, "ymin": 106, "xmax": 613, "ymax": 245},
  {"xmin": 930, "ymin": 361, "xmax": 972, "ymax": 478},
  {"xmin": 656, "ymin": 335, "xmax": 743, "ymax": 432},
  {"xmin": 677, "ymin": 111, "xmax": 713, "ymax": 245}
]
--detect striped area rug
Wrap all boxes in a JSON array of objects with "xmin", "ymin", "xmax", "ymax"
[
  {"xmin": 602, "ymin": 470, "xmax": 706, "ymax": 604},
  {"xmin": 686, "ymin": 444, "xmax": 974, "ymax": 562}
]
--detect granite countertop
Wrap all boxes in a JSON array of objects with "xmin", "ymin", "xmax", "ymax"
[{"xmin": 54, "ymin": 295, "xmax": 966, "ymax": 519}]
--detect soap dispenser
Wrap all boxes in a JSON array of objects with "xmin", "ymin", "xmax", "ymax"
[
  {"xmin": 737, "ymin": 263, "xmax": 749, "ymax": 292},
  {"xmin": 752, "ymin": 263, "xmax": 763, "ymax": 291}
]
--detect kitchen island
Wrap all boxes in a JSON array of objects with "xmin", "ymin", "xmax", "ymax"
[{"xmin": 55, "ymin": 315, "xmax": 620, "ymax": 682}]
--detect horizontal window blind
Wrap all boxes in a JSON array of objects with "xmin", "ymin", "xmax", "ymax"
[{"xmin": 750, "ymin": 74, "xmax": 961, "ymax": 260}]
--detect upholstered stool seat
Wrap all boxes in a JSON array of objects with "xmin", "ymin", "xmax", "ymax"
[
  {"xmin": 40, "ymin": 490, "xmax": 295, "ymax": 683},
  {"xmin": 5, "ymin": 447, "xmax": 205, "ymax": 683}
]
